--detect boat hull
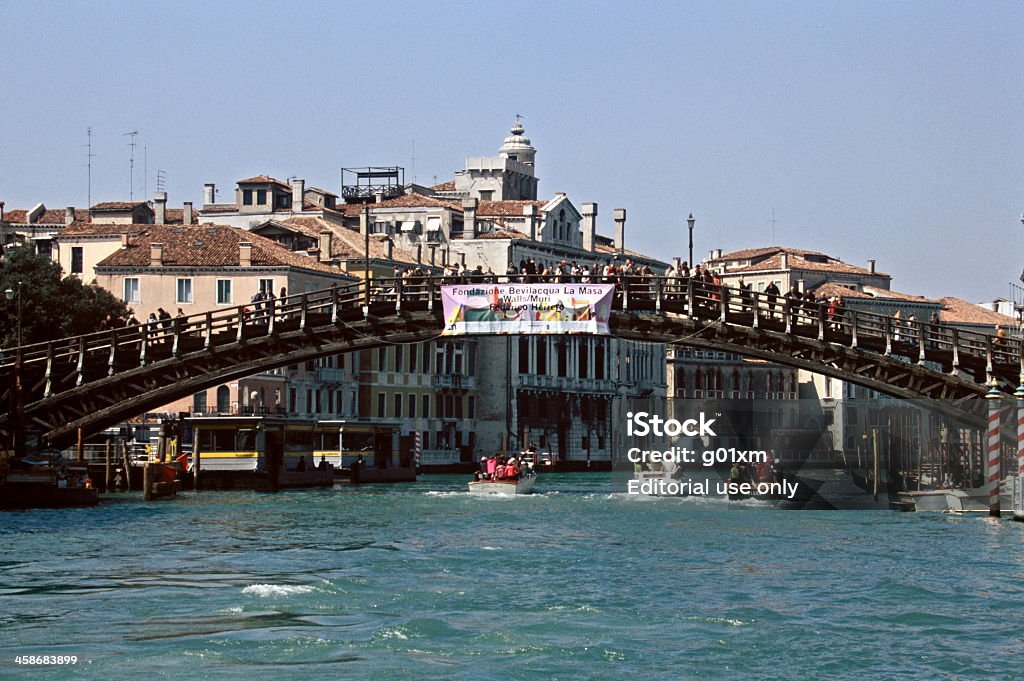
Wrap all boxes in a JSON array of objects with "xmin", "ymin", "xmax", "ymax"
[{"xmin": 467, "ymin": 476, "xmax": 536, "ymax": 495}]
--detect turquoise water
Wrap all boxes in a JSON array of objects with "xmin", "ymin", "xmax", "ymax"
[{"xmin": 2, "ymin": 474, "xmax": 1024, "ymax": 680}]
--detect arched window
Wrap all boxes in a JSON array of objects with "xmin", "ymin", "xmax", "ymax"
[{"xmin": 216, "ymin": 385, "xmax": 231, "ymax": 414}]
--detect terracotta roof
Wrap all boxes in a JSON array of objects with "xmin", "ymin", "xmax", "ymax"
[
  {"xmin": 729, "ymin": 252, "xmax": 888, "ymax": 277},
  {"xmin": 431, "ymin": 180, "xmax": 456, "ymax": 191},
  {"xmin": 306, "ymin": 186, "xmax": 338, "ymax": 198},
  {"xmin": 199, "ymin": 204, "xmax": 238, "ymax": 213},
  {"xmin": 338, "ymin": 193, "xmax": 462, "ymax": 216},
  {"xmin": 476, "ymin": 229, "xmax": 532, "ymax": 240},
  {"xmin": 939, "ymin": 297, "xmax": 1018, "ymax": 327},
  {"xmin": 58, "ymin": 222, "xmax": 150, "ymax": 237},
  {"xmin": 811, "ymin": 282, "xmax": 939, "ymax": 304},
  {"xmin": 477, "ymin": 200, "xmax": 547, "ymax": 217},
  {"xmin": 237, "ymin": 175, "xmax": 291, "ymax": 189},
  {"xmin": 279, "ymin": 217, "xmax": 418, "ymax": 264},
  {"xmin": 163, "ymin": 208, "xmax": 190, "ymax": 225},
  {"xmin": 91, "ymin": 201, "xmax": 150, "ymax": 211},
  {"xmin": 95, "ymin": 224, "xmax": 342, "ymax": 275},
  {"xmin": 2, "ymin": 208, "xmax": 91, "ymax": 224}
]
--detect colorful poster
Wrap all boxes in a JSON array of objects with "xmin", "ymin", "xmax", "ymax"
[{"xmin": 441, "ymin": 283, "xmax": 614, "ymax": 336}]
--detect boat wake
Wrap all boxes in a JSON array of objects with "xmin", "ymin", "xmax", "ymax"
[{"xmin": 241, "ymin": 584, "xmax": 315, "ymax": 597}]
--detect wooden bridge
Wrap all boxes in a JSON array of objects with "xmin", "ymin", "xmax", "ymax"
[{"xmin": 1, "ymin": 276, "xmax": 1020, "ymax": 448}]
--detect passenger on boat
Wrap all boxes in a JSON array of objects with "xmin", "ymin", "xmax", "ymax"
[{"xmin": 486, "ymin": 456, "xmax": 497, "ymax": 479}]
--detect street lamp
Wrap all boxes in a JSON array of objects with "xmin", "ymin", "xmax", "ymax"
[
  {"xmin": 4, "ymin": 282, "xmax": 23, "ymax": 458},
  {"xmin": 4, "ymin": 281, "xmax": 22, "ymax": 346},
  {"xmin": 687, "ymin": 213, "xmax": 695, "ymax": 268}
]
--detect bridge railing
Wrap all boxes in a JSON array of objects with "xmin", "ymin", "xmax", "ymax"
[{"xmin": 1, "ymin": 275, "xmax": 1019, "ymax": 376}]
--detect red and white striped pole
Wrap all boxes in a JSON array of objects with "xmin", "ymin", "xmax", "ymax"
[
  {"xmin": 985, "ymin": 380, "xmax": 1002, "ymax": 518},
  {"xmin": 1014, "ymin": 377, "xmax": 1024, "ymax": 521},
  {"xmin": 413, "ymin": 431, "xmax": 421, "ymax": 471}
]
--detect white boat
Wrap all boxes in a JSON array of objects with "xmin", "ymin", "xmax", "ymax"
[{"xmin": 467, "ymin": 474, "xmax": 536, "ymax": 495}]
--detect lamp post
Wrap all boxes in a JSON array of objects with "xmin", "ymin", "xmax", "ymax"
[
  {"xmin": 4, "ymin": 281, "xmax": 22, "ymax": 347},
  {"xmin": 687, "ymin": 213, "xmax": 695, "ymax": 268},
  {"xmin": 4, "ymin": 282, "xmax": 23, "ymax": 458}
]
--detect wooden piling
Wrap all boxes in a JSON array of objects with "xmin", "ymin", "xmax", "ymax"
[
  {"xmin": 872, "ymin": 428, "xmax": 880, "ymax": 502},
  {"xmin": 121, "ymin": 440, "xmax": 132, "ymax": 491},
  {"xmin": 192, "ymin": 427, "xmax": 201, "ymax": 491},
  {"xmin": 104, "ymin": 439, "xmax": 112, "ymax": 492},
  {"xmin": 143, "ymin": 463, "xmax": 153, "ymax": 501}
]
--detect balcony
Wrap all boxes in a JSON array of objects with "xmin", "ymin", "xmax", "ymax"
[{"xmin": 432, "ymin": 374, "xmax": 475, "ymax": 390}]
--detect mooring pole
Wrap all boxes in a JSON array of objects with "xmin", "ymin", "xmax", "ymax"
[
  {"xmin": 872, "ymin": 428, "xmax": 880, "ymax": 502},
  {"xmin": 104, "ymin": 438, "xmax": 112, "ymax": 492},
  {"xmin": 985, "ymin": 381, "xmax": 1002, "ymax": 517},
  {"xmin": 1014, "ymin": 376, "xmax": 1024, "ymax": 521}
]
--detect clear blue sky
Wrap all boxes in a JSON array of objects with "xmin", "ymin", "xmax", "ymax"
[{"xmin": 2, "ymin": 1, "xmax": 1021, "ymax": 302}]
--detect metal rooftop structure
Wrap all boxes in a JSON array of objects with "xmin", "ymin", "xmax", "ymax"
[{"xmin": 340, "ymin": 167, "xmax": 405, "ymax": 203}]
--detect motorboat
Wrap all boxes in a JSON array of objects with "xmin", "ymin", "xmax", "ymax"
[{"xmin": 467, "ymin": 472, "xmax": 536, "ymax": 495}]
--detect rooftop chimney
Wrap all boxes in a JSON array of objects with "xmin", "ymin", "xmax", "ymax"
[
  {"xmin": 120, "ymin": 233, "xmax": 130, "ymax": 249},
  {"xmin": 0, "ymin": 201, "xmax": 5, "ymax": 221},
  {"xmin": 150, "ymin": 242, "xmax": 164, "ymax": 267},
  {"xmin": 613, "ymin": 208, "xmax": 626, "ymax": 253},
  {"xmin": 318, "ymin": 231, "xmax": 332, "ymax": 262},
  {"xmin": 65, "ymin": 206, "xmax": 76, "ymax": 226},
  {"xmin": 26, "ymin": 203, "xmax": 45, "ymax": 225},
  {"xmin": 523, "ymin": 204, "xmax": 537, "ymax": 241},
  {"xmin": 291, "ymin": 178, "xmax": 305, "ymax": 212},
  {"xmin": 714, "ymin": 248, "xmax": 723, "ymax": 259},
  {"xmin": 239, "ymin": 242, "xmax": 253, "ymax": 268},
  {"xmin": 203, "ymin": 183, "xmax": 216, "ymax": 207},
  {"xmin": 183, "ymin": 201, "xmax": 193, "ymax": 225},
  {"xmin": 359, "ymin": 206, "xmax": 371, "ymax": 235},
  {"xmin": 374, "ymin": 191, "xmax": 384, "ymax": 204},
  {"xmin": 780, "ymin": 252, "xmax": 788, "ymax": 270},
  {"xmin": 462, "ymin": 198, "xmax": 478, "ymax": 236},
  {"xmin": 868, "ymin": 259, "xmax": 876, "ymax": 274},
  {"xmin": 581, "ymin": 202, "xmax": 597, "ymax": 252},
  {"xmin": 154, "ymin": 191, "xmax": 167, "ymax": 224}
]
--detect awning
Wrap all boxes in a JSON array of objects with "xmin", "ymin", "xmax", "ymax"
[
  {"xmin": 426, "ymin": 217, "xmax": 442, "ymax": 231},
  {"xmin": 400, "ymin": 220, "xmax": 418, "ymax": 232}
]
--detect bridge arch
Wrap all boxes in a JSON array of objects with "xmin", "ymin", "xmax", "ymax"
[{"xmin": 1, "ymin": 277, "xmax": 1015, "ymax": 448}]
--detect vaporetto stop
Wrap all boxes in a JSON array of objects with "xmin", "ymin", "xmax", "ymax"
[{"xmin": 627, "ymin": 447, "xmax": 769, "ymax": 467}]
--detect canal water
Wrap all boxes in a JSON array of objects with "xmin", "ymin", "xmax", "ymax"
[{"xmin": 2, "ymin": 474, "xmax": 1024, "ymax": 680}]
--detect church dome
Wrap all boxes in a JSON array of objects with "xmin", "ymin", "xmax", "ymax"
[{"xmin": 499, "ymin": 117, "xmax": 536, "ymax": 165}]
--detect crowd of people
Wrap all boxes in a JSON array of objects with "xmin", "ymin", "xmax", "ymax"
[{"xmin": 474, "ymin": 454, "xmax": 533, "ymax": 482}]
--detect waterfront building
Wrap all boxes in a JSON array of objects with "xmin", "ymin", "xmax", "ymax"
[{"xmin": 85, "ymin": 223, "xmax": 358, "ymax": 417}]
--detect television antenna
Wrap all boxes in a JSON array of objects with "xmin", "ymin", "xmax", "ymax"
[{"xmin": 124, "ymin": 130, "xmax": 138, "ymax": 201}]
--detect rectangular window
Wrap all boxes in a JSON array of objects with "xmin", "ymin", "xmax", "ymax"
[
  {"xmin": 258, "ymin": 278, "xmax": 274, "ymax": 296},
  {"xmin": 595, "ymin": 343, "xmax": 605, "ymax": 380},
  {"xmin": 243, "ymin": 189, "xmax": 253, "ymax": 205},
  {"xmin": 176, "ymin": 278, "xmax": 193, "ymax": 304},
  {"xmin": 395, "ymin": 345, "xmax": 403, "ymax": 372},
  {"xmin": 408, "ymin": 394, "xmax": 416, "ymax": 418},
  {"xmin": 71, "ymin": 246, "xmax": 84, "ymax": 274},
  {"xmin": 409, "ymin": 344, "xmax": 417, "ymax": 373},
  {"xmin": 579, "ymin": 341, "xmax": 589, "ymax": 379},
  {"xmin": 536, "ymin": 338, "xmax": 547, "ymax": 374},
  {"xmin": 377, "ymin": 393, "xmax": 385, "ymax": 418},
  {"xmin": 216, "ymin": 279, "xmax": 232, "ymax": 305},
  {"xmin": 422, "ymin": 395, "xmax": 430, "ymax": 420},
  {"xmin": 256, "ymin": 189, "xmax": 267, "ymax": 205},
  {"xmin": 519, "ymin": 338, "xmax": 530, "ymax": 374},
  {"xmin": 378, "ymin": 347, "xmax": 387, "ymax": 371},
  {"xmin": 468, "ymin": 396, "xmax": 476, "ymax": 420},
  {"xmin": 394, "ymin": 394, "xmax": 402, "ymax": 418},
  {"xmin": 436, "ymin": 394, "xmax": 444, "ymax": 418},
  {"xmin": 453, "ymin": 396, "xmax": 462, "ymax": 419},
  {"xmin": 123, "ymin": 277, "xmax": 140, "ymax": 303}
]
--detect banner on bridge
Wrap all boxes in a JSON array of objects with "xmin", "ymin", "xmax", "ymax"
[{"xmin": 441, "ymin": 283, "xmax": 614, "ymax": 336}]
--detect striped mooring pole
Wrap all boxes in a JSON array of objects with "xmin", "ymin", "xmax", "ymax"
[
  {"xmin": 1014, "ymin": 377, "xmax": 1024, "ymax": 521},
  {"xmin": 413, "ymin": 431, "xmax": 421, "ymax": 470},
  {"xmin": 985, "ymin": 381, "xmax": 1002, "ymax": 518}
]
